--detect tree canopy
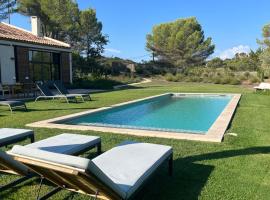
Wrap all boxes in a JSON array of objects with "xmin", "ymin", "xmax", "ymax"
[
  {"xmin": 146, "ymin": 17, "xmax": 215, "ymax": 68},
  {"xmin": 0, "ymin": 0, "xmax": 16, "ymax": 21},
  {"xmin": 258, "ymin": 23, "xmax": 270, "ymax": 77},
  {"xmin": 17, "ymin": 0, "xmax": 107, "ymax": 58}
]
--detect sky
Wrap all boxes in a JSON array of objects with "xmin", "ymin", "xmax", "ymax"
[{"xmin": 5, "ymin": 0, "xmax": 270, "ymax": 62}]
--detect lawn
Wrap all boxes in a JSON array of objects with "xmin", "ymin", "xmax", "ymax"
[{"xmin": 0, "ymin": 81, "xmax": 270, "ymax": 200}]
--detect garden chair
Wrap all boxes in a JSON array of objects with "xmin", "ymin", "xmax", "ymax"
[
  {"xmin": 0, "ymin": 99, "xmax": 27, "ymax": 113},
  {"xmin": 53, "ymin": 80, "xmax": 91, "ymax": 102},
  {"xmin": 35, "ymin": 83, "xmax": 78, "ymax": 103}
]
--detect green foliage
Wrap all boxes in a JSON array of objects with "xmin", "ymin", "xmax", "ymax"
[
  {"xmin": 146, "ymin": 17, "xmax": 215, "ymax": 68},
  {"xmin": 164, "ymin": 67, "xmax": 260, "ymax": 85},
  {"xmin": 0, "ymin": 0, "xmax": 16, "ymax": 20},
  {"xmin": 18, "ymin": 0, "xmax": 79, "ymax": 40},
  {"xmin": 17, "ymin": 0, "xmax": 107, "ymax": 58},
  {"xmin": 75, "ymin": 9, "xmax": 108, "ymax": 58},
  {"xmin": 206, "ymin": 58, "xmax": 225, "ymax": 68}
]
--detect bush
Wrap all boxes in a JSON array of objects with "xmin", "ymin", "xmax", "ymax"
[
  {"xmin": 165, "ymin": 73, "xmax": 175, "ymax": 81},
  {"xmin": 249, "ymin": 75, "xmax": 260, "ymax": 83}
]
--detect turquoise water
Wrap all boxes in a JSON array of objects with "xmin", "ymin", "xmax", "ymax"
[{"xmin": 63, "ymin": 94, "xmax": 232, "ymax": 134}]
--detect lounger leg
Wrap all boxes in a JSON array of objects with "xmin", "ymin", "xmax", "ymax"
[
  {"xmin": 35, "ymin": 97, "xmax": 41, "ymax": 102},
  {"xmin": 8, "ymin": 105, "xmax": 13, "ymax": 113},
  {"xmin": 97, "ymin": 142, "xmax": 102, "ymax": 154},
  {"xmin": 38, "ymin": 187, "xmax": 62, "ymax": 200},
  {"xmin": 168, "ymin": 154, "xmax": 173, "ymax": 176},
  {"xmin": 29, "ymin": 134, "xmax": 35, "ymax": 143},
  {"xmin": 36, "ymin": 177, "xmax": 44, "ymax": 200},
  {"xmin": 65, "ymin": 97, "xmax": 69, "ymax": 103}
]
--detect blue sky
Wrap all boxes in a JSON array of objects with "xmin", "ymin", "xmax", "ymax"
[{"xmin": 6, "ymin": 0, "xmax": 270, "ymax": 61}]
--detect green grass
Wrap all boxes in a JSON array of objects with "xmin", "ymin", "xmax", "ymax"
[{"xmin": 1, "ymin": 81, "xmax": 270, "ymax": 200}]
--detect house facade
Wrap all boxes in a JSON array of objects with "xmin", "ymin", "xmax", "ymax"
[{"xmin": 0, "ymin": 17, "xmax": 72, "ymax": 85}]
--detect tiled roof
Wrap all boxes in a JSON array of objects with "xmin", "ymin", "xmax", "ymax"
[{"xmin": 0, "ymin": 22, "xmax": 70, "ymax": 48}]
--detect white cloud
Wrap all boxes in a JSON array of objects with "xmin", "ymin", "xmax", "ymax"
[
  {"xmin": 104, "ymin": 48, "xmax": 121, "ymax": 54},
  {"xmin": 218, "ymin": 45, "xmax": 251, "ymax": 60}
]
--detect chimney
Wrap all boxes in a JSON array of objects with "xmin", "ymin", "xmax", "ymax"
[{"xmin": 31, "ymin": 16, "xmax": 43, "ymax": 37}]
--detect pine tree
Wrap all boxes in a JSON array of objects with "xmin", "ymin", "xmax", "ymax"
[{"xmin": 0, "ymin": 0, "xmax": 16, "ymax": 21}]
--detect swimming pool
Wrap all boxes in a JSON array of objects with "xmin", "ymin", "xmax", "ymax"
[
  {"xmin": 27, "ymin": 93, "xmax": 241, "ymax": 142},
  {"xmin": 64, "ymin": 94, "xmax": 231, "ymax": 134}
]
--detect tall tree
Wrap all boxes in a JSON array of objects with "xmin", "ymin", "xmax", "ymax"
[
  {"xmin": 17, "ymin": 0, "xmax": 79, "ymax": 41},
  {"xmin": 17, "ymin": 0, "xmax": 107, "ymax": 58},
  {"xmin": 258, "ymin": 24, "xmax": 270, "ymax": 78},
  {"xmin": 77, "ymin": 9, "xmax": 108, "ymax": 58},
  {"xmin": 0, "ymin": 0, "xmax": 16, "ymax": 21},
  {"xmin": 146, "ymin": 17, "xmax": 215, "ymax": 68}
]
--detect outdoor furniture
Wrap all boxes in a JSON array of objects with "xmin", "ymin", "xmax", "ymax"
[
  {"xmin": 1, "ymin": 133, "xmax": 101, "ymax": 192},
  {"xmin": 0, "ymin": 84, "xmax": 10, "ymax": 96},
  {"xmin": 0, "ymin": 99, "xmax": 27, "ymax": 113},
  {"xmin": 35, "ymin": 83, "xmax": 78, "ymax": 103},
  {"xmin": 0, "ymin": 128, "xmax": 34, "ymax": 147},
  {"xmin": 54, "ymin": 81, "xmax": 91, "ymax": 101},
  {"xmin": 254, "ymin": 82, "xmax": 270, "ymax": 91},
  {"xmin": 9, "ymin": 141, "xmax": 173, "ymax": 200}
]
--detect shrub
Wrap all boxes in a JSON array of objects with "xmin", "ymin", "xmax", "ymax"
[
  {"xmin": 249, "ymin": 75, "xmax": 260, "ymax": 83},
  {"xmin": 165, "ymin": 73, "xmax": 175, "ymax": 81},
  {"xmin": 229, "ymin": 78, "xmax": 241, "ymax": 85}
]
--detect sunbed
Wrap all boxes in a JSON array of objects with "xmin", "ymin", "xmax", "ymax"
[
  {"xmin": 0, "ymin": 131, "xmax": 101, "ymax": 193},
  {"xmin": 254, "ymin": 82, "xmax": 270, "ymax": 91},
  {"xmin": 0, "ymin": 128, "xmax": 34, "ymax": 147},
  {"xmin": 0, "ymin": 99, "xmax": 27, "ymax": 113},
  {"xmin": 35, "ymin": 83, "xmax": 78, "ymax": 103},
  {"xmin": 54, "ymin": 81, "xmax": 91, "ymax": 101},
  {"xmin": 9, "ymin": 141, "xmax": 173, "ymax": 200}
]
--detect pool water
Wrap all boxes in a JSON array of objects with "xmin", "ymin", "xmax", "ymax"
[{"xmin": 63, "ymin": 94, "xmax": 232, "ymax": 134}]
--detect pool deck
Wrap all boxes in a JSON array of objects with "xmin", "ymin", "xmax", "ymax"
[{"xmin": 26, "ymin": 93, "xmax": 241, "ymax": 142}]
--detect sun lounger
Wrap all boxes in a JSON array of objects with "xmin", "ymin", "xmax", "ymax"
[
  {"xmin": 9, "ymin": 141, "xmax": 173, "ymax": 200},
  {"xmin": 54, "ymin": 81, "xmax": 91, "ymax": 102},
  {"xmin": 0, "ymin": 133, "xmax": 101, "ymax": 192},
  {"xmin": 254, "ymin": 82, "xmax": 270, "ymax": 91},
  {"xmin": 35, "ymin": 83, "xmax": 78, "ymax": 103},
  {"xmin": 0, "ymin": 99, "xmax": 27, "ymax": 113},
  {"xmin": 0, "ymin": 128, "xmax": 34, "ymax": 147}
]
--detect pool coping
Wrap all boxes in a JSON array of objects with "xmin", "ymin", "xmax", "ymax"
[{"xmin": 26, "ymin": 93, "xmax": 241, "ymax": 142}]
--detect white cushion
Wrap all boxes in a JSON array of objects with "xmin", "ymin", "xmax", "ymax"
[
  {"xmin": 254, "ymin": 82, "xmax": 270, "ymax": 90},
  {"xmin": 0, "ymin": 128, "xmax": 33, "ymax": 145},
  {"xmin": 25, "ymin": 133, "xmax": 100, "ymax": 154},
  {"xmin": 92, "ymin": 141, "xmax": 172, "ymax": 199}
]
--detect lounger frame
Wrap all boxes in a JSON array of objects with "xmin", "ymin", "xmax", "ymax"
[
  {"xmin": 35, "ymin": 84, "xmax": 77, "ymax": 103},
  {"xmin": 0, "ymin": 102, "xmax": 27, "ymax": 113},
  {"xmin": 9, "ymin": 151, "xmax": 172, "ymax": 200}
]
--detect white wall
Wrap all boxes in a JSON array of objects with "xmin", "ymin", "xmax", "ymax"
[{"xmin": 0, "ymin": 45, "xmax": 16, "ymax": 84}]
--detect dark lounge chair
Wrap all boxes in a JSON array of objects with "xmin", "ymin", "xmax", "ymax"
[
  {"xmin": 35, "ymin": 83, "xmax": 78, "ymax": 103},
  {"xmin": 0, "ymin": 98, "xmax": 27, "ymax": 113},
  {"xmin": 53, "ymin": 81, "xmax": 91, "ymax": 102}
]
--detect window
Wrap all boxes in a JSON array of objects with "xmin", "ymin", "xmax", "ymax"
[{"xmin": 28, "ymin": 50, "xmax": 60, "ymax": 82}]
